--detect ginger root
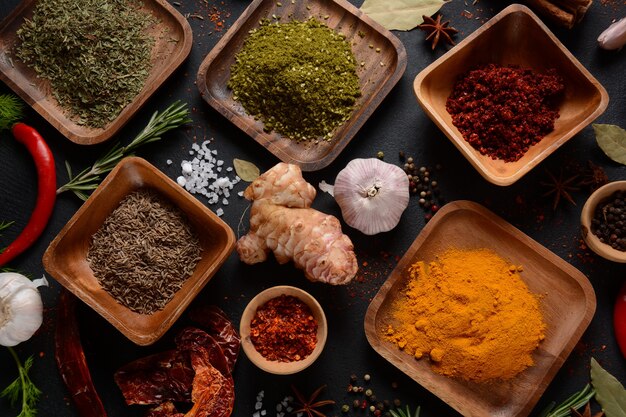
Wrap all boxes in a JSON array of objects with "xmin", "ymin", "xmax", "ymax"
[{"xmin": 237, "ymin": 163, "xmax": 358, "ymax": 285}]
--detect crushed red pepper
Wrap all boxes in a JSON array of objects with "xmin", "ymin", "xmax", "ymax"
[
  {"xmin": 250, "ymin": 295, "xmax": 317, "ymax": 362},
  {"xmin": 446, "ymin": 64, "xmax": 564, "ymax": 162}
]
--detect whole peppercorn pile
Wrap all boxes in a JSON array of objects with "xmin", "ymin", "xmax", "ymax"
[
  {"xmin": 398, "ymin": 152, "xmax": 444, "ymax": 222},
  {"xmin": 591, "ymin": 190, "xmax": 626, "ymax": 251},
  {"xmin": 446, "ymin": 64, "xmax": 564, "ymax": 162}
]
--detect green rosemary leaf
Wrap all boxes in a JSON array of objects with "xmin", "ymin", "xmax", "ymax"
[
  {"xmin": 57, "ymin": 100, "xmax": 190, "ymax": 198},
  {"xmin": 543, "ymin": 384, "xmax": 595, "ymax": 417},
  {"xmin": 0, "ymin": 221, "xmax": 14, "ymax": 234}
]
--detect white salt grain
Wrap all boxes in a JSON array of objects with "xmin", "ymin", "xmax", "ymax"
[
  {"xmin": 255, "ymin": 402, "xmax": 262, "ymax": 410},
  {"xmin": 177, "ymin": 176, "xmax": 186, "ymax": 187},
  {"xmin": 166, "ymin": 159, "xmax": 172, "ymax": 165},
  {"xmin": 216, "ymin": 208, "xmax": 224, "ymax": 217}
]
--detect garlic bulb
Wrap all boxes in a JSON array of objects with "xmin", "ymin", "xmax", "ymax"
[
  {"xmin": 334, "ymin": 158, "xmax": 409, "ymax": 235},
  {"xmin": 598, "ymin": 18, "xmax": 626, "ymax": 50},
  {"xmin": 0, "ymin": 272, "xmax": 48, "ymax": 347}
]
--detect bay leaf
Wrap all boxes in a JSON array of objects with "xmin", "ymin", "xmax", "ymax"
[
  {"xmin": 233, "ymin": 159, "xmax": 260, "ymax": 182},
  {"xmin": 360, "ymin": 0, "xmax": 447, "ymax": 31},
  {"xmin": 593, "ymin": 123, "xmax": 626, "ymax": 165},
  {"xmin": 590, "ymin": 357, "xmax": 626, "ymax": 417}
]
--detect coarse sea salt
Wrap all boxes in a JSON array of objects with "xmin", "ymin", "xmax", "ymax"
[{"xmin": 176, "ymin": 140, "xmax": 246, "ymax": 212}]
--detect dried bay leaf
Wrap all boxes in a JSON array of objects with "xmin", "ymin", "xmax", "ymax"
[
  {"xmin": 360, "ymin": 0, "xmax": 447, "ymax": 31},
  {"xmin": 233, "ymin": 159, "xmax": 260, "ymax": 182},
  {"xmin": 590, "ymin": 357, "xmax": 626, "ymax": 417},
  {"xmin": 594, "ymin": 123, "xmax": 626, "ymax": 165}
]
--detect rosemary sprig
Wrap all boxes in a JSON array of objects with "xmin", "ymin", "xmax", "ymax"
[
  {"xmin": 390, "ymin": 405, "xmax": 421, "ymax": 417},
  {"xmin": 56, "ymin": 100, "xmax": 192, "ymax": 200},
  {"xmin": 1, "ymin": 347, "xmax": 41, "ymax": 417},
  {"xmin": 537, "ymin": 384, "xmax": 595, "ymax": 417}
]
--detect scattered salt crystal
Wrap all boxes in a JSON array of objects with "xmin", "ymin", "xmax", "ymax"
[
  {"xmin": 238, "ymin": 191, "xmax": 244, "ymax": 197},
  {"xmin": 182, "ymin": 162, "xmax": 193, "ymax": 174},
  {"xmin": 189, "ymin": 150, "xmax": 194, "ymax": 155},
  {"xmin": 177, "ymin": 176, "xmax": 186, "ymax": 187},
  {"xmin": 166, "ymin": 159, "xmax": 172, "ymax": 165},
  {"xmin": 217, "ymin": 160, "xmax": 224, "ymax": 166},
  {"xmin": 261, "ymin": 411, "xmax": 266, "ymax": 416},
  {"xmin": 226, "ymin": 167, "xmax": 233, "ymax": 172},
  {"xmin": 253, "ymin": 412, "xmax": 260, "ymax": 417},
  {"xmin": 216, "ymin": 208, "xmax": 224, "ymax": 217},
  {"xmin": 255, "ymin": 402, "xmax": 262, "ymax": 410},
  {"xmin": 276, "ymin": 404, "xmax": 282, "ymax": 412}
]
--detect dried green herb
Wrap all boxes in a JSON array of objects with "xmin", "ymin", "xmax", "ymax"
[
  {"xmin": 228, "ymin": 18, "xmax": 361, "ymax": 142},
  {"xmin": 233, "ymin": 159, "xmax": 260, "ymax": 182},
  {"xmin": 16, "ymin": 0, "xmax": 156, "ymax": 128}
]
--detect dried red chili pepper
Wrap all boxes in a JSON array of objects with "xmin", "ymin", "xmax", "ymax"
[
  {"xmin": 0, "ymin": 123, "xmax": 56, "ymax": 266},
  {"xmin": 614, "ymin": 281, "xmax": 626, "ymax": 358},
  {"xmin": 189, "ymin": 305, "xmax": 240, "ymax": 372},
  {"xmin": 55, "ymin": 290, "xmax": 107, "ymax": 417}
]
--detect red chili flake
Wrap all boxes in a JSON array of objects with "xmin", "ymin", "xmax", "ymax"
[
  {"xmin": 249, "ymin": 294, "xmax": 317, "ymax": 362},
  {"xmin": 446, "ymin": 64, "xmax": 564, "ymax": 162}
]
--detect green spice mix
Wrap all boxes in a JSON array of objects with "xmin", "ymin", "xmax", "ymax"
[
  {"xmin": 228, "ymin": 18, "xmax": 361, "ymax": 142},
  {"xmin": 16, "ymin": 0, "xmax": 156, "ymax": 128}
]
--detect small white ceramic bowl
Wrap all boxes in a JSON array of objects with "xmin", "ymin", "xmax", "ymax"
[
  {"xmin": 581, "ymin": 181, "xmax": 626, "ymax": 263},
  {"xmin": 239, "ymin": 285, "xmax": 327, "ymax": 375}
]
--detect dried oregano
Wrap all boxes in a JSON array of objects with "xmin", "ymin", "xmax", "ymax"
[
  {"xmin": 228, "ymin": 18, "xmax": 361, "ymax": 142},
  {"xmin": 16, "ymin": 0, "xmax": 155, "ymax": 128}
]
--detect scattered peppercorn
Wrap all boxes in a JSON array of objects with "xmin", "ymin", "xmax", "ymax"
[
  {"xmin": 377, "ymin": 151, "xmax": 385, "ymax": 159},
  {"xmin": 364, "ymin": 374, "xmax": 371, "ymax": 381},
  {"xmin": 365, "ymin": 389, "xmax": 373, "ymax": 397},
  {"xmin": 591, "ymin": 190, "xmax": 626, "ymax": 251}
]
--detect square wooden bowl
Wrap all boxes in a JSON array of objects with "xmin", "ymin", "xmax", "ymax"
[
  {"xmin": 43, "ymin": 157, "xmax": 236, "ymax": 346},
  {"xmin": 364, "ymin": 201, "xmax": 596, "ymax": 417},
  {"xmin": 414, "ymin": 4, "xmax": 608, "ymax": 186},
  {"xmin": 196, "ymin": 0, "xmax": 406, "ymax": 171},
  {"xmin": 0, "ymin": 0, "xmax": 192, "ymax": 145}
]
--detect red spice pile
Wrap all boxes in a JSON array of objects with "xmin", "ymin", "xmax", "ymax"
[
  {"xmin": 446, "ymin": 64, "xmax": 564, "ymax": 162},
  {"xmin": 250, "ymin": 294, "xmax": 317, "ymax": 362}
]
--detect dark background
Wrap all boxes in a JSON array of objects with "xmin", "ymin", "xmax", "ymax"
[{"xmin": 1, "ymin": 0, "xmax": 625, "ymax": 416}]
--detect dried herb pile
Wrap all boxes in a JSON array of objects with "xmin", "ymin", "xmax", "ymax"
[
  {"xmin": 228, "ymin": 18, "xmax": 361, "ymax": 142},
  {"xmin": 87, "ymin": 189, "xmax": 201, "ymax": 314},
  {"xmin": 16, "ymin": 0, "xmax": 156, "ymax": 128}
]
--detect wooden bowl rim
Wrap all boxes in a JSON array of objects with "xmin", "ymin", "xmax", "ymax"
[
  {"xmin": 581, "ymin": 180, "xmax": 626, "ymax": 263},
  {"xmin": 413, "ymin": 3, "xmax": 609, "ymax": 186},
  {"xmin": 239, "ymin": 285, "xmax": 328, "ymax": 375}
]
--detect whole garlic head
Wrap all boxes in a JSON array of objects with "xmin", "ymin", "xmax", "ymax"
[
  {"xmin": 0, "ymin": 272, "xmax": 47, "ymax": 347},
  {"xmin": 334, "ymin": 158, "xmax": 409, "ymax": 235}
]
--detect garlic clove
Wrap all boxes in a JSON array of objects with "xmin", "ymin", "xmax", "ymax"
[
  {"xmin": 598, "ymin": 18, "xmax": 626, "ymax": 50},
  {"xmin": 334, "ymin": 158, "xmax": 409, "ymax": 235}
]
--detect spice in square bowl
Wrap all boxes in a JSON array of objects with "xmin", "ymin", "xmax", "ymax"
[
  {"xmin": 413, "ymin": 4, "xmax": 608, "ymax": 186},
  {"xmin": 43, "ymin": 157, "xmax": 236, "ymax": 345}
]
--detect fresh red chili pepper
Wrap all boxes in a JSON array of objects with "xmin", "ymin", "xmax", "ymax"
[
  {"xmin": 55, "ymin": 290, "xmax": 108, "ymax": 417},
  {"xmin": 614, "ymin": 281, "xmax": 626, "ymax": 358},
  {"xmin": 0, "ymin": 123, "xmax": 56, "ymax": 266}
]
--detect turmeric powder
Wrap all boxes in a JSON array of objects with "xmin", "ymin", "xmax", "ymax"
[{"xmin": 384, "ymin": 248, "xmax": 546, "ymax": 382}]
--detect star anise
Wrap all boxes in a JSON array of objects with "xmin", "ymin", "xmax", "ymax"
[
  {"xmin": 417, "ymin": 14, "xmax": 458, "ymax": 50},
  {"xmin": 571, "ymin": 402, "xmax": 604, "ymax": 417},
  {"xmin": 291, "ymin": 385, "xmax": 335, "ymax": 417},
  {"xmin": 539, "ymin": 169, "xmax": 580, "ymax": 211}
]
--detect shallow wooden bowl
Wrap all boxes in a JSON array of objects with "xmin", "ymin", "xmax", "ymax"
[
  {"xmin": 364, "ymin": 201, "xmax": 596, "ymax": 417},
  {"xmin": 43, "ymin": 157, "xmax": 236, "ymax": 345},
  {"xmin": 240, "ymin": 285, "xmax": 328, "ymax": 375},
  {"xmin": 0, "ymin": 0, "xmax": 192, "ymax": 145},
  {"xmin": 581, "ymin": 181, "xmax": 626, "ymax": 263},
  {"xmin": 414, "ymin": 4, "xmax": 608, "ymax": 186},
  {"xmin": 197, "ymin": 0, "xmax": 406, "ymax": 171}
]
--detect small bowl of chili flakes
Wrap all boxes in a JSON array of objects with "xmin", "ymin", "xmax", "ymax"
[
  {"xmin": 413, "ymin": 4, "xmax": 608, "ymax": 186},
  {"xmin": 239, "ymin": 285, "xmax": 328, "ymax": 375}
]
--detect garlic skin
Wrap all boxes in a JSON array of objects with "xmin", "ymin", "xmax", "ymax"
[
  {"xmin": 598, "ymin": 18, "xmax": 626, "ymax": 50},
  {"xmin": 334, "ymin": 158, "xmax": 409, "ymax": 235},
  {"xmin": 0, "ymin": 273, "xmax": 48, "ymax": 347}
]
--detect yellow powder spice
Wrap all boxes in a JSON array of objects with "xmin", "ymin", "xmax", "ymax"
[{"xmin": 384, "ymin": 248, "xmax": 546, "ymax": 382}]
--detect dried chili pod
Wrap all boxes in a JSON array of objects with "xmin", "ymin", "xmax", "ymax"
[
  {"xmin": 188, "ymin": 305, "xmax": 240, "ymax": 372},
  {"xmin": 55, "ymin": 290, "xmax": 107, "ymax": 417}
]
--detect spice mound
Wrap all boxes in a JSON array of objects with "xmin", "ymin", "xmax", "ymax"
[
  {"xmin": 383, "ymin": 248, "xmax": 546, "ymax": 382},
  {"xmin": 228, "ymin": 18, "xmax": 361, "ymax": 142},
  {"xmin": 250, "ymin": 294, "xmax": 318, "ymax": 362},
  {"xmin": 591, "ymin": 190, "xmax": 626, "ymax": 251},
  {"xmin": 16, "ymin": 0, "xmax": 155, "ymax": 128},
  {"xmin": 87, "ymin": 189, "xmax": 201, "ymax": 314},
  {"xmin": 446, "ymin": 64, "xmax": 564, "ymax": 162}
]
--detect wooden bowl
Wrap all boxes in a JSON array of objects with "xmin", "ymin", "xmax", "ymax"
[
  {"xmin": 239, "ymin": 286, "xmax": 328, "ymax": 375},
  {"xmin": 414, "ymin": 4, "xmax": 609, "ymax": 186},
  {"xmin": 364, "ymin": 201, "xmax": 596, "ymax": 417},
  {"xmin": 0, "ymin": 0, "xmax": 192, "ymax": 145},
  {"xmin": 196, "ymin": 0, "xmax": 406, "ymax": 171},
  {"xmin": 43, "ymin": 157, "xmax": 236, "ymax": 345},
  {"xmin": 581, "ymin": 181, "xmax": 626, "ymax": 263}
]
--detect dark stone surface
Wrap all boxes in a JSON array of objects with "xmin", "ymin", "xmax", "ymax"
[{"xmin": 0, "ymin": 1, "xmax": 624, "ymax": 417}]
